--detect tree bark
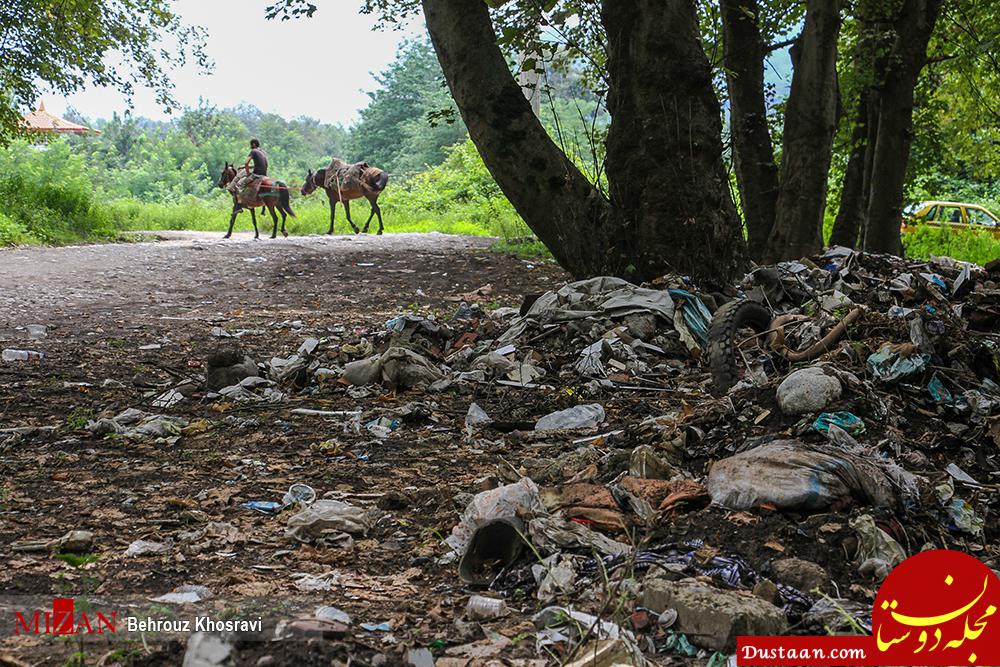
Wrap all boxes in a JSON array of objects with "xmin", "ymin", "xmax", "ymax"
[
  {"xmin": 720, "ymin": 0, "xmax": 779, "ymax": 262},
  {"xmin": 422, "ymin": 0, "xmax": 612, "ymax": 277},
  {"xmin": 763, "ymin": 0, "xmax": 842, "ymax": 263},
  {"xmin": 829, "ymin": 90, "xmax": 870, "ymax": 248},
  {"xmin": 863, "ymin": 0, "xmax": 943, "ymax": 254},
  {"xmin": 602, "ymin": 0, "xmax": 747, "ymax": 285}
]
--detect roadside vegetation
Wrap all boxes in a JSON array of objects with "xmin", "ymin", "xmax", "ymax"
[{"xmin": 1, "ymin": 34, "xmax": 997, "ymax": 266}]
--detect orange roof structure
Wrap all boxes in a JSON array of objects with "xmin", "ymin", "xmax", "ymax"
[{"xmin": 21, "ymin": 101, "xmax": 100, "ymax": 135}]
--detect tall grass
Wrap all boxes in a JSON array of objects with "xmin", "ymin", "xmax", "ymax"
[
  {"xmin": 902, "ymin": 223, "xmax": 1000, "ymax": 266},
  {"xmin": 1, "ymin": 138, "xmax": 532, "ymax": 244},
  {"xmin": 0, "ymin": 141, "xmax": 117, "ymax": 245}
]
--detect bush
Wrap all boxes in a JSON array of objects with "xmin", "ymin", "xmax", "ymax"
[
  {"xmin": 0, "ymin": 210, "xmax": 29, "ymax": 246},
  {"xmin": 902, "ymin": 223, "xmax": 1000, "ymax": 266},
  {"xmin": 0, "ymin": 140, "xmax": 118, "ymax": 244}
]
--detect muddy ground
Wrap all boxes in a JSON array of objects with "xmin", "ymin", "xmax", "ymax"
[{"xmin": 0, "ymin": 232, "xmax": 994, "ymax": 666}]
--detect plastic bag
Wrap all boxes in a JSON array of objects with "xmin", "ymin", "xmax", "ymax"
[{"xmin": 706, "ymin": 440, "xmax": 896, "ymax": 511}]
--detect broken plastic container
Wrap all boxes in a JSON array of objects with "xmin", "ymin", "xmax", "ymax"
[{"xmin": 535, "ymin": 404, "xmax": 606, "ymax": 431}]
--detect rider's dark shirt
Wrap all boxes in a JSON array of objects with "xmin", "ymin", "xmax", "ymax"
[{"xmin": 249, "ymin": 148, "xmax": 268, "ymax": 176}]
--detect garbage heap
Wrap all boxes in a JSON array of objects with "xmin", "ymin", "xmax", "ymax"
[{"xmin": 177, "ymin": 250, "xmax": 998, "ymax": 665}]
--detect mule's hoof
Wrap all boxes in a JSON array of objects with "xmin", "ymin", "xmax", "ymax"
[
  {"xmin": 377, "ymin": 230, "xmax": 383, "ymax": 236},
  {"xmin": 282, "ymin": 232, "xmax": 289, "ymax": 238},
  {"xmin": 223, "ymin": 235, "xmax": 231, "ymax": 240},
  {"xmin": 271, "ymin": 235, "xmax": 277, "ymax": 240}
]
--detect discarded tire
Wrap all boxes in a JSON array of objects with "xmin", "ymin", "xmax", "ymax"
[{"xmin": 706, "ymin": 299, "xmax": 773, "ymax": 395}]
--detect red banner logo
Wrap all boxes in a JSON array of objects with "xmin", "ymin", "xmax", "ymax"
[{"xmin": 738, "ymin": 549, "xmax": 999, "ymax": 666}]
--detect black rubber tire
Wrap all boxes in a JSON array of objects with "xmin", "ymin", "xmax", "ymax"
[{"xmin": 706, "ymin": 299, "xmax": 774, "ymax": 395}]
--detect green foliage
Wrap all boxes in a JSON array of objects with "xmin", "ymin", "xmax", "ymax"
[
  {"xmin": 55, "ymin": 553, "xmax": 101, "ymax": 568},
  {"xmin": 64, "ymin": 103, "xmax": 348, "ymax": 201},
  {"xmin": 0, "ymin": 0, "xmax": 207, "ymax": 144},
  {"xmin": 902, "ymin": 224, "xmax": 1000, "ymax": 266},
  {"xmin": 345, "ymin": 39, "xmax": 466, "ymax": 173},
  {"xmin": 0, "ymin": 210, "xmax": 29, "ymax": 246},
  {"xmin": 104, "ymin": 138, "xmax": 532, "ymax": 241},
  {"xmin": 0, "ymin": 140, "xmax": 117, "ymax": 244}
]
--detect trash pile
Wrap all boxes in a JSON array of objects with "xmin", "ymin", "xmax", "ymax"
[{"xmin": 49, "ymin": 249, "xmax": 998, "ymax": 665}]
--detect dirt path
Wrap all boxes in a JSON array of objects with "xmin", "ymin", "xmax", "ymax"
[
  {"xmin": 0, "ymin": 232, "xmax": 570, "ymax": 664},
  {"xmin": 0, "ymin": 231, "xmax": 511, "ymax": 323}
]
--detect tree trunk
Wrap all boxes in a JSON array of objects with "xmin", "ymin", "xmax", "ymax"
[
  {"xmin": 829, "ymin": 90, "xmax": 870, "ymax": 248},
  {"xmin": 602, "ymin": 0, "xmax": 747, "ymax": 285},
  {"xmin": 863, "ymin": 0, "xmax": 943, "ymax": 254},
  {"xmin": 763, "ymin": 0, "xmax": 842, "ymax": 263},
  {"xmin": 720, "ymin": 0, "xmax": 779, "ymax": 262},
  {"xmin": 422, "ymin": 0, "xmax": 612, "ymax": 277}
]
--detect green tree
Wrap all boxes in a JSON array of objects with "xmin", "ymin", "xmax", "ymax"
[
  {"xmin": 0, "ymin": 0, "xmax": 207, "ymax": 144},
  {"xmin": 346, "ymin": 38, "xmax": 467, "ymax": 173}
]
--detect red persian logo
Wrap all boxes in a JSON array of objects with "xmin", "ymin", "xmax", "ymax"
[
  {"xmin": 14, "ymin": 598, "xmax": 117, "ymax": 635},
  {"xmin": 873, "ymin": 549, "xmax": 999, "ymax": 666}
]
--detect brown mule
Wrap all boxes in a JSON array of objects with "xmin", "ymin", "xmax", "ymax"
[
  {"xmin": 216, "ymin": 163, "xmax": 296, "ymax": 239},
  {"xmin": 300, "ymin": 163, "xmax": 389, "ymax": 235}
]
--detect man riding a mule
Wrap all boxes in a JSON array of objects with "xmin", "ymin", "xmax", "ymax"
[{"xmin": 228, "ymin": 138, "xmax": 269, "ymax": 205}]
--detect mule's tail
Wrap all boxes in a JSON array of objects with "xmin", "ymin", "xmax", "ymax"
[{"xmin": 278, "ymin": 181, "xmax": 296, "ymax": 217}]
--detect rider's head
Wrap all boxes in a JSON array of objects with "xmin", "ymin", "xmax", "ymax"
[{"xmin": 250, "ymin": 138, "xmax": 260, "ymax": 149}]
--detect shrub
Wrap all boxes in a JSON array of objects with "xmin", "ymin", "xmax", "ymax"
[{"xmin": 902, "ymin": 223, "xmax": 1000, "ymax": 266}]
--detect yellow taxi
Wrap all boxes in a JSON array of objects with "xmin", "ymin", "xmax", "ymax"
[{"xmin": 901, "ymin": 200, "xmax": 1000, "ymax": 238}]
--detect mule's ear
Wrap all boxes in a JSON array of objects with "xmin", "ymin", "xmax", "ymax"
[{"xmin": 307, "ymin": 168, "xmax": 313, "ymax": 175}]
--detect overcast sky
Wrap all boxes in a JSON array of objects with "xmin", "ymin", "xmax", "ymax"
[{"xmin": 44, "ymin": 0, "xmax": 423, "ymax": 127}]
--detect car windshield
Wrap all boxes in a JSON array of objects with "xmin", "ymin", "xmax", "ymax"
[{"xmin": 967, "ymin": 208, "xmax": 999, "ymax": 227}]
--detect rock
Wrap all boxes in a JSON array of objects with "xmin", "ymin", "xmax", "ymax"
[
  {"xmin": 752, "ymin": 579, "xmax": 780, "ymax": 605},
  {"xmin": 206, "ymin": 348, "xmax": 259, "ymax": 391},
  {"xmin": 772, "ymin": 558, "xmax": 829, "ymax": 593},
  {"xmin": 641, "ymin": 577, "xmax": 788, "ymax": 652},
  {"xmin": 53, "ymin": 530, "xmax": 94, "ymax": 554},
  {"xmin": 776, "ymin": 366, "xmax": 842, "ymax": 415}
]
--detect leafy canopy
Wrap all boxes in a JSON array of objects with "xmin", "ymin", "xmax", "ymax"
[{"xmin": 0, "ymin": 0, "xmax": 207, "ymax": 144}]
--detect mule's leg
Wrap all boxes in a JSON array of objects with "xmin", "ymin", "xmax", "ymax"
[
  {"xmin": 224, "ymin": 207, "xmax": 239, "ymax": 239},
  {"xmin": 374, "ymin": 201, "xmax": 384, "ymax": 235},
  {"xmin": 362, "ymin": 197, "xmax": 376, "ymax": 234},
  {"xmin": 343, "ymin": 199, "xmax": 360, "ymax": 234},
  {"xmin": 327, "ymin": 199, "xmax": 337, "ymax": 235},
  {"xmin": 280, "ymin": 209, "xmax": 288, "ymax": 237},
  {"xmin": 250, "ymin": 208, "xmax": 259, "ymax": 240},
  {"xmin": 268, "ymin": 204, "xmax": 279, "ymax": 239}
]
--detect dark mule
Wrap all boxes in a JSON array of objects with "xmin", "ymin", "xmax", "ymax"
[
  {"xmin": 300, "ymin": 163, "xmax": 389, "ymax": 235},
  {"xmin": 216, "ymin": 164, "xmax": 296, "ymax": 239}
]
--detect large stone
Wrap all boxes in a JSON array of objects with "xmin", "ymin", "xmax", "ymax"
[
  {"xmin": 206, "ymin": 349, "xmax": 259, "ymax": 391},
  {"xmin": 772, "ymin": 558, "xmax": 830, "ymax": 594},
  {"xmin": 776, "ymin": 366, "xmax": 842, "ymax": 415},
  {"xmin": 641, "ymin": 577, "xmax": 788, "ymax": 652}
]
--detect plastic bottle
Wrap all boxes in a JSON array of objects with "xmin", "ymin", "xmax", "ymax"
[
  {"xmin": 466, "ymin": 595, "xmax": 508, "ymax": 620},
  {"xmin": 2, "ymin": 349, "xmax": 45, "ymax": 362}
]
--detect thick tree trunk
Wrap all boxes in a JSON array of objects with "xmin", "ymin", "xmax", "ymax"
[
  {"xmin": 720, "ymin": 0, "xmax": 779, "ymax": 262},
  {"xmin": 829, "ymin": 89, "xmax": 870, "ymax": 248},
  {"xmin": 602, "ymin": 0, "xmax": 747, "ymax": 285},
  {"xmin": 863, "ymin": 0, "xmax": 943, "ymax": 254},
  {"xmin": 763, "ymin": 0, "xmax": 842, "ymax": 263},
  {"xmin": 422, "ymin": 0, "xmax": 612, "ymax": 277}
]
